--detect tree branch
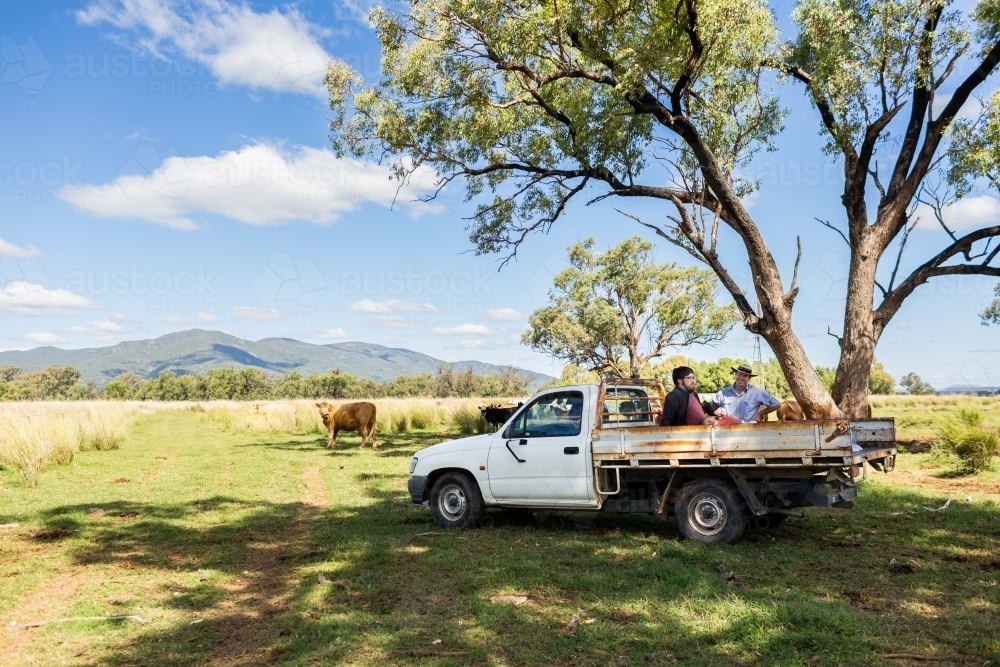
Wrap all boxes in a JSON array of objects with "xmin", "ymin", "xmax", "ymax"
[
  {"xmin": 876, "ymin": 226, "xmax": 1000, "ymax": 325},
  {"xmin": 616, "ymin": 207, "xmax": 761, "ymax": 331},
  {"xmin": 785, "ymin": 236, "xmax": 802, "ymax": 308},
  {"xmin": 815, "ymin": 218, "xmax": 851, "ymax": 247}
]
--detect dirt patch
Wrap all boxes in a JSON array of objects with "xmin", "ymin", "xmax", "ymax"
[
  {"xmin": 890, "ymin": 467, "xmax": 1000, "ymax": 500},
  {"xmin": 300, "ymin": 466, "xmax": 330, "ymax": 509},
  {"xmin": 205, "ymin": 465, "xmax": 327, "ymax": 666},
  {"xmin": 3, "ymin": 568, "xmax": 89, "ymax": 662}
]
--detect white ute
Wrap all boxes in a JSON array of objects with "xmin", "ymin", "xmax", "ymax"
[{"xmin": 407, "ymin": 379, "xmax": 896, "ymax": 543}]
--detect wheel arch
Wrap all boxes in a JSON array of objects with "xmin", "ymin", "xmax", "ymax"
[{"xmin": 425, "ymin": 467, "xmax": 481, "ymax": 495}]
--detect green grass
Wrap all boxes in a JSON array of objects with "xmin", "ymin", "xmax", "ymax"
[
  {"xmin": 871, "ymin": 395, "xmax": 1000, "ymax": 440},
  {"xmin": 1, "ymin": 409, "xmax": 998, "ymax": 666}
]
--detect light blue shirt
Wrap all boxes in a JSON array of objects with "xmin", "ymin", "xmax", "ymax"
[{"xmin": 708, "ymin": 384, "xmax": 780, "ymax": 423}]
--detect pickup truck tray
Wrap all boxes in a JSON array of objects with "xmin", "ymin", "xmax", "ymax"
[{"xmin": 592, "ymin": 418, "xmax": 896, "ymax": 471}]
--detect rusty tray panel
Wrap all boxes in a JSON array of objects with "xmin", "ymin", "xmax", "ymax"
[{"xmin": 592, "ymin": 419, "xmax": 894, "ymax": 463}]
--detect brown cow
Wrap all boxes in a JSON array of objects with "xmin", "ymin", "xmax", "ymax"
[{"xmin": 315, "ymin": 401, "xmax": 378, "ymax": 449}]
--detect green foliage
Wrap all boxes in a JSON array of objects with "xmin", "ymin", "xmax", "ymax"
[
  {"xmin": 814, "ymin": 362, "xmax": 894, "ymax": 395},
  {"xmin": 0, "ymin": 365, "xmax": 94, "ymax": 400},
  {"xmin": 868, "ymin": 360, "xmax": 896, "ymax": 395},
  {"xmin": 982, "ymin": 284, "xmax": 1000, "ymax": 325},
  {"xmin": 103, "ymin": 372, "xmax": 146, "ymax": 400},
  {"xmin": 1, "ymin": 365, "xmax": 532, "ymax": 402},
  {"xmin": 538, "ymin": 364, "xmax": 603, "ymax": 390},
  {"xmin": 791, "ymin": 0, "xmax": 969, "ymax": 154},
  {"xmin": 936, "ymin": 408, "xmax": 999, "ymax": 473},
  {"xmin": 900, "ymin": 372, "xmax": 936, "ymax": 395},
  {"xmin": 452, "ymin": 404, "xmax": 490, "ymax": 434},
  {"xmin": 815, "ymin": 366, "xmax": 837, "ymax": 393},
  {"xmin": 523, "ymin": 237, "xmax": 737, "ymax": 378},
  {"xmin": 328, "ymin": 0, "xmax": 784, "ymax": 254}
]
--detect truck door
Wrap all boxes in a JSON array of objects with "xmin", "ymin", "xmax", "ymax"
[{"xmin": 486, "ymin": 389, "xmax": 592, "ymax": 505}]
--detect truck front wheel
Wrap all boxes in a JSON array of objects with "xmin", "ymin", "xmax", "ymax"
[
  {"xmin": 428, "ymin": 472, "xmax": 484, "ymax": 529},
  {"xmin": 673, "ymin": 479, "xmax": 747, "ymax": 544}
]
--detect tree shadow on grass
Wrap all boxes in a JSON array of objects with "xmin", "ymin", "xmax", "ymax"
[
  {"xmin": 45, "ymin": 482, "xmax": 999, "ymax": 666},
  {"xmin": 230, "ymin": 431, "xmax": 446, "ymax": 463}
]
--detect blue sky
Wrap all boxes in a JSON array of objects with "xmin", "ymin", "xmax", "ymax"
[{"xmin": 1, "ymin": 0, "xmax": 998, "ymax": 389}]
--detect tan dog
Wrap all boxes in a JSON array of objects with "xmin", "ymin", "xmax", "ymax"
[
  {"xmin": 776, "ymin": 400, "xmax": 804, "ymax": 421},
  {"xmin": 756, "ymin": 400, "xmax": 805, "ymax": 422},
  {"xmin": 315, "ymin": 401, "xmax": 378, "ymax": 449}
]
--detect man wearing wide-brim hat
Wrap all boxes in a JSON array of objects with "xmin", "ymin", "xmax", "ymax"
[{"xmin": 706, "ymin": 363, "xmax": 780, "ymax": 424}]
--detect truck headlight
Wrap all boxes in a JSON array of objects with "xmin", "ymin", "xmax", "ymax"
[{"xmin": 409, "ymin": 457, "xmax": 419, "ymax": 474}]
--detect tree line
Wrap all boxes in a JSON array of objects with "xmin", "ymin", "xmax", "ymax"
[
  {"xmin": 545, "ymin": 356, "xmax": 902, "ymax": 397},
  {"xmin": 0, "ymin": 364, "xmax": 530, "ymax": 402}
]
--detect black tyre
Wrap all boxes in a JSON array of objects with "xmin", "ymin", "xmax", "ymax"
[
  {"xmin": 673, "ymin": 479, "xmax": 748, "ymax": 544},
  {"xmin": 428, "ymin": 472, "xmax": 484, "ymax": 529}
]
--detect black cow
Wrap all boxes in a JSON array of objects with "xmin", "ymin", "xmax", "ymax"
[{"xmin": 479, "ymin": 403, "xmax": 523, "ymax": 431}]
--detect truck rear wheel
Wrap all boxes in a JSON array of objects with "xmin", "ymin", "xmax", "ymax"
[
  {"xmin": 673, "ymin": 479, "xmax": 747, "ymax": 544},
  {"xmin": 428, "ymin": 472, "xmax": 484, "ymax": 529}
]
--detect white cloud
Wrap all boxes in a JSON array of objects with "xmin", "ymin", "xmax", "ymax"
[
  {"xmin": 350, "ymin": 299, "xmax": 391, "ymax": 313},
  {"xmin": 110, "ymin": 312, "xmax": 130, "ymax": 322},
  {"xmin": 77, "ymin": 0, "xmax": 333, "ymax": 96},
  {"xmin": 163, "ymin": 315, "xmax": 185, "ymax": 324},
  {"xmin": 315, "ymin": 327, "xmax": 348, "ymax": 339},
  {"xmin": 431, "ymin": 323, "xmax": 490, "ymax": 336},
  {"xmin": 60, "ymin": 143, "xmax": 440, "ymax": 229},
  {"xmin": 0, "ymin": 238, "xmax": 40, "ymax": 259},
  {"xmin": 0, "ymin": 281, "xmax": 100, "ymax": 316},
  {"xmin": 914, "ymin": 195, "xmax": 1000, "ymax": 232},
  {"xmin": 457, "ymin": 339, "xmax": 485, "ymax": 348},
  {"xmin": 68, "ymin": 319, "xmax": 125, "ymax": 334},
  {"xmin": 350, "ymin": 298, "xmax": 441, "ymax": 313},
  {"xmin": 197, "ymin": 311, "xmax": 217, "ymax": 321},
  {"xmin": 231, "ymin": 306, "xmax": 294, "ymax": 320},
  {"xmin": 374, "ymin": 316, "xmax": 414, "ymax": 329},
  {"xmin": 336, "ymin": 0, "xmax": 383, "ymax": 23},
  {"xmin": 931, "ymin": 93, "xmax": 983, "ymax": 121},
  {"xmin": 485, "ymin": 307, "xmax": 524, "ymax": 321},
  {"xmin": 22, "ymin": 332, "xmax": 64, "ymax": 344}
]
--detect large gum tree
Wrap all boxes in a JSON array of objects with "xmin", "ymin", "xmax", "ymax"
[{"xmin": 326, "ymin": 0, "xmax": 1000, "ymax": 418}]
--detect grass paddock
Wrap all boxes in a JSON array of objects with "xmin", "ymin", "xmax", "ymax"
[{"xmin": 0, "ymin": 404, "xmax": 997, "ymax": 666}]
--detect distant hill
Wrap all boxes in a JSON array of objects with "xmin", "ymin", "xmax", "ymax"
[
  {"xmin": 937, "ymin": 384, "xmax": 1000, "ymax": 396},
  {"xmin": 0, "ymin": 329, "xmax": 551, "ymax": 387}
]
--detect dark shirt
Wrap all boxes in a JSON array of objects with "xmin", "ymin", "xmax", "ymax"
[
  {"xmin": 684, "ymin": 392, "xmax": 706, "ymax": 425},
  {"xmin": 660, "ymin": 385, "xmax": 700, "ymax": 426}
]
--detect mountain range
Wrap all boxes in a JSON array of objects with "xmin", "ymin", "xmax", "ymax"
[{"xmin": 0, "ymin": 329, "xmax": 551, "ymax": 387}]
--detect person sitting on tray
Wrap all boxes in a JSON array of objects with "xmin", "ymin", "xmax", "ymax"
[
  {"xmin": 707, "ymin": 363, "xmax": 780, "ymax": 424},
  {"xmin": 659, "ymin": 366, "xmax": 718, "ymax": 427}
]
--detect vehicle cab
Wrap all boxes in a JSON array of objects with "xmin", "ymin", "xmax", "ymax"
[{"xmin": 407, "ymin": 382, "xmax": 657, "ymax": 528}]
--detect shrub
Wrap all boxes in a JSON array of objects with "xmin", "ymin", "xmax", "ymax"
[
  {"xmin": 0, "ymin": 403, "xmax": 138, "ymax": 486},
  {"xmin": 936, "ymin": 409, "xmax": 998, "ymax": 474},
  {"xmin": 452, "ymin": 405, "xmax": 488, "ymax": 434}
]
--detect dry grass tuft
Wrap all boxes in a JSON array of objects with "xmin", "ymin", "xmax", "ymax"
[
  {"xmin": 202, "ymin": 398, "xmax": 517, "ymax": 436},
  {"xmin": 0, "ymin": 402, "xmax": 144, "ymax": 486}
]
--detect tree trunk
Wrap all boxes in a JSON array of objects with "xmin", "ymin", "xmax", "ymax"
[
  {"xmin": 760, "ymin": 319, "xmax": 842, "ymax": 420},
  {"xmin": 831, "ymin": 243, "xmax": 880, "ymax": 418}
]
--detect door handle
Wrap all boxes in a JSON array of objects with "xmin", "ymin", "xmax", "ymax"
[
  {"xmin": 564, "ymin": 447, "xmax": 579, "ymax": 455},
  {"xmin": 505, "ymin": 440, "xmax": 525, "ymax": 463},
  {"xmin": 518, "ymin": 439, "xmax": 528, "ymax": 445}
]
